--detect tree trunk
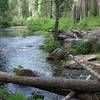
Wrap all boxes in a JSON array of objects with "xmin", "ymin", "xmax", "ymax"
[
  {"xmin": 72, "ymin": 0, "xmax": 100, "ymax": 22},
  {"xmin": 68, "ymin": 54, "xmax": 100, "ymax": 81},
  {"xmin": 47, "ymin": 0, "xmax": 53, "ymax": 18},
  {"xmin": 0, "ymin": 72, "xmax": 100, "ymax": 95},
  {"xmin": 54, "ymin": 0, "xmax": 60, "ymax": 40},
  {"xmin": 90, "ymin": 0, "xmax": 99, "ymax": 16}
]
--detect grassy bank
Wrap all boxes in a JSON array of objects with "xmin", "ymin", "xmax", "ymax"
[
  {"xmin": 25, "ymin": 16, "xmax": 100, "ymax": 54},
  {"xmin": 1, "ymin": 16, "xmax": 100, "ymax": 36},
  {"xmin": 27, "ymin": 16, "xmax": 100, "ymax": 34}
]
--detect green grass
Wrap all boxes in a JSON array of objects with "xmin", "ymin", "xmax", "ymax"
[
  {"xmin": 1, "ymin": 16, "xmax": 100, "ymax": 37},
  {"xmin": 59, "ymin": 17, "xmax": 73, "ymax": 30},
  {"xmin": 26, "ymin": 16, "xmax": 73, "ymax": 35},
  {"xmin": 76, "ymin": 16, "xmax": 100, "ymax": 30},
  {"xmin": 7, "ymin": 93, "xmax": 26, "ymax": 100},
  {"xmin": 96, "ymin": 53, "xmax": 100, "ymax": 60},
  {"xmin": 27, "ymin": 17, "xmax": 55, "ymax": 32},
  {"xmin": 40, "ymin": 34, "xmax": 61, "ymax": 53},
  {"xmin": 27, "ymin": 16, "xmax": 100, "ymax": 35},
  {"xmin": 74, "ymin": 37, "xmax": 97, "ymax": 54},
  {"xmin": 0, "ymin": 87, "xmax": 9, "ymax": 99}
]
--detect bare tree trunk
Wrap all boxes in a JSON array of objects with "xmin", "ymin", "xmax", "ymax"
[
  {"xmin": 72, "ymin": 0, "xmax": 99, "ymax": 22},
  {"xmin": 72, "ymin": 3, "xmax": 79, "ymax": 23},
  {"xmin": 47, "ymin": 0, "xmax": 53, "ymax": 18},
  {"xmin": 50, "ymin": 0, "xmax": 53, "ymax": 18},
  {"xmin": 0, "ymin": 72, "xmax": 100, "ymax": 94},
  {"xmin": 54, "ymin": 0, "xmax": 60, "ymax": 40},
  {"xmin": 68, "ymin": 54, "xmax": 100, "ymax": 81},
  {"xmin": 90, "ymin": 0, "xmax": 99, "ymax": 16}
]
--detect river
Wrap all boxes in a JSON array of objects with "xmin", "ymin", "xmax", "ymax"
[{"xmin": 0, "ymin": 26, "xmax": 89, "ymax": 100}]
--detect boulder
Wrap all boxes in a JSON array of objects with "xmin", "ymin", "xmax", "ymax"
[
  {"xmin": 47, "ymin": 48, "xmax": 67, "ymax": 60},
  {"xmin": 57, "ymin": 35, "xmax": 67, "ymax": 40},
  {"xmin": 16, "ymin": 69, "xmax": 40, "ymax": 77},
  {"xmin": 71, "ymin": 29, "xmax": 83, "ymax": 38},
  {"xmin": 48, "ymin": 28, "xmax": 65, "ymax": 33},
  {"xmin": 64, "ymin": 38, "xmax": 80, "ymax": 48}
]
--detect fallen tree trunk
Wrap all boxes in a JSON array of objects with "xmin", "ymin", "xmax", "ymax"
[
  {"xmin": 68, "ymin": 54, "xmax": 100, "ymax": 81},
  {"xmin": 63, "ymin": 74, "xmax": 92, "ymax": 100},
  {"xmin": 0, "ymin": 72, "xmax": 100, "ymax": 94}
]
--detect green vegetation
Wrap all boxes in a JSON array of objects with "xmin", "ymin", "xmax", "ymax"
[
  {"xmin": 76, "ymin": 16, "xmax": 100, "ymax": 30},
  {"xmin": 70, "ymin": 37, "xmax": 97, "ymax": 54},
  {"xmin": 0, "ymin": 0, "xmax": 100, "ymax": 99},
  {"xmin": 59, "ymin": 17, "xmax": 73, "ymax": 30},
  {"xmin": 0, "ymin": 86, "xmax": 44, "ymax": 100},
  {"xmin": 75, "ymin": 39, "xmax": 92, "ymax": 54},
  {"xmin": 26, "ymin": 16, "xmax": 100, "ymax": 34},
  {"xmin": 7, "ymin": 93, "xmax": 26, "ymax": 100},
  {"xmin": 27, "ymin": 17, "xmax": 73, "ymax": 34},
  {"xmin": 0, "ymin": 87, "xmax": 25, "ymax": 100},
  {"xmin": 0, "ymin": 87, "xmax": 9, "ymax": 99},
  {"xmin": 27, "ymin": 17, "xmax": 55, "ymax": 32},
  {"xmin": 13, "ymin": 65, "xmax": 23, "ymax": 75},
  {"xmin": 96, "ymin": 53, "xmax": 100, "ymax": 60},
  {"xmin": 40, "ymin": 35, "xmax": 61, "ymax": 53}
]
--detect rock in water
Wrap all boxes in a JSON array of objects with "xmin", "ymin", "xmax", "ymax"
[
  {"xmin": 16, "ymin": 69, "xmax": 40, "ymax": 77},
  {"xmin": 57, "ymin": 35, "xmax": 67, "ymax": 40},
  {"xmin": 47, "ymin": 48, "xmax": 66, "ymax": 60}
]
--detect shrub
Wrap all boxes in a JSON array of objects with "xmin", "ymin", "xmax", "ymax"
[
  {"xmin": 75, "ymin": 38, "xmax": 95, "ymax": 54},
  {"xmin": 76, "ymin": 16, "xmax": 100, "ymax": 30},
  {"xmin": 76, "ymin": 19, "xmax": 88, "ymax": 30},
  {"xmin": 13, "ymin": 65, "xmax": 23, "ymax": 75},
  {"xmin": 0, "ymin": 87, "xmax": 9, "ymax": 99},
  {"xmin": 59, "ymin": 17, "xmax": 73, "ymax": 30},
  {"xmin": 0, "ymin": 20, "xmax": 11, "ymax": 28},
  {"xmin": 27, "ymin": 17, "xmax": 54, "ymax": 32}
]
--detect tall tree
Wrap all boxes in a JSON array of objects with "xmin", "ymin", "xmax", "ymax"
[
  {"xmin": 0, "ymin": 0, "xmax": 10, "ymax": 23},
  {"xmin": 54, "ymin": 0, "xmax": 64, "ymax": 39},
  {"xmin": 47, "ymin": 0, "xmax": 53, "ymax": 18},
  {"xmin": 21, "ymin": 0, "xmax": 29, "ymax": 17}
]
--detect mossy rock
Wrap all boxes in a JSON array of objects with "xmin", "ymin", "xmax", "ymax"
[
  {"xmin": 47, "ymin": 48, "xmax": 66, "ymax": 60},
  {"xmin": 16, "ymin": 69, "xmax": 40, "ymax": 77}
]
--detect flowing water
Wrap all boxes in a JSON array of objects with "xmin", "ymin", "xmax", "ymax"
[{"xmin": 0, "ymin": 26, "xmax": 89, "ymax": 100}]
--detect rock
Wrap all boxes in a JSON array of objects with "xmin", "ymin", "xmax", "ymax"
[
  {"xmin": 63, "ymin": 61, "xmax": 83, "ymax": 69},
  {"xmin": 16, "ymin": 69, "xmax": 40, "ymax": 77},
  {"xmin": 57, "ymin": 31, "xmax": 78, "ymax": 42},
  {"xmin": 61, "ymin": 32, "xmax": 76, "ymax": 38},
  {"xmin": 26, "ymin": 45, "xmax": 33, "ymax": 47},
  {"xmin": 48, "ymin": 28, "xmax": 65, "ymax": 33},
  {"xmin": 47, "ymin": 48, "xmax": 67, "ymax": 60},
  {"xmin": 64, "ymin": 38, "xmax": 80, "ymax": 48},
  {"xmin": 57, "ymin": 35, "xmax": 67, "ymax": 40},
  {"xmin": 96, "ymin": 38, "xmax": 100, "ymax": 50},
  {"xmin": 71, "ymin": 29, "xmax": 83, "ymax": 38}
]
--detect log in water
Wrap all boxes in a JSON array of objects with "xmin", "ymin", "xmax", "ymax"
[{"xmin": 0, "ymin": 72, "xmax": 100, "ymax": 95}]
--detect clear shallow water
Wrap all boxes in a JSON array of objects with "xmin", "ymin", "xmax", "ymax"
[
  {"xmin": 0, "ymin": 35, "xmax": 64, "ymax": 100},
  {"xmin": 0, "ymin": 36, "xmax": 53, "ymax": 76}
]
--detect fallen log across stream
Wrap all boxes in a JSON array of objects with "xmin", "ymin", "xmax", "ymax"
[
  {"xmin": 0, "ymin": 72, "xmax": 100, "ymax": 95},
  {"xmin": 67, "ymin": 54, "xmax": 100, "ymax": 81}
]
